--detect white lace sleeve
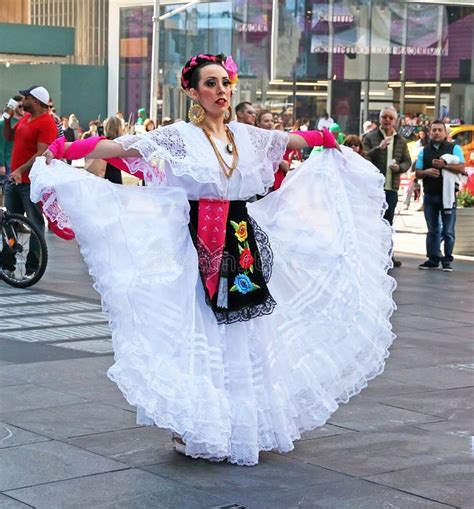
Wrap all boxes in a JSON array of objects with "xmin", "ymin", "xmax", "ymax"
[
  {"xmin": 244, "ymin": 125, "xmax": 289, "ymax": 171},
  {"xmin": 114, "ymin": 123, "xmax": 223, "ymax": 185}
]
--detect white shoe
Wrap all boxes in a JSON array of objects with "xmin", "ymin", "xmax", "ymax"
[{"xmin": 171, "ymin": 433, "xmax": 186, "ymax": 455}]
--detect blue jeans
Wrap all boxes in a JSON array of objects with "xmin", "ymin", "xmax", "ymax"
[
  {"xmin": 423, "ymin": 193, "xmax": 456, "ymax": 263},
  {"xmin": 2, "ymin": 181, "xmax": 45, "ymax": 272},
  {"xmin": 384, "ymin": 190, "xmax": 398, "ymax": 226}
]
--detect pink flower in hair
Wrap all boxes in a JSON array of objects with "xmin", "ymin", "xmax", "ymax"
[{"xmin": 223, "ymin": 56, "xmax": 238, "ymax": 85}]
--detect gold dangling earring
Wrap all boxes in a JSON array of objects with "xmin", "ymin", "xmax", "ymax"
[
  {"xmin": 188, "ymin": 103, "xmax": 206, "ymax": 126},
  {"xmin": 224, "ymin": 106, "xmax": 232, "ymax": 124}
]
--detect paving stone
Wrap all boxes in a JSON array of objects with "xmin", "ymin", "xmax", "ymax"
[
  {"xmin": 0, "ymin": 402, "xmax": 139, "ymax": 439},
  {"xmin": 366, "ymin": 460, "xmax": 474, "ymax": 507},
  {"xmin": 379, "ymin": 387, "xmax": 473, "ymax": 419},
  {"xmin": 0, "ymin": 422, "xmax": 50, "ymax": 449},
  {"xmin": 65, "ymin": 426, "xmax": 172, "ymax": 467},
  {"xmin": 327, "ymin": 398, "xmax": 441, "ymax": 431},
  {"xmin": 300, "ymin": 424, "xmax": 355, "ymax": 440},
  {"xmin": 0, "ymin": 371, "xmax": 28, "ymax": 387},
  {"xmin": 0, "ymin": 384, "xmax": 87, "ymax": 413},
  {"xmin": 391, "ymin": 314, "xmax": 459, "ymax": 332},
  {"xmin": 219, "ymin": 478, "xmax": 452, "ymax": 509},
  {"xmin": 396, "ymin": 303, "xmax": 473, "ymax": 325},
  {"xmin": 435, "ymin": 325, "xmax": 474, "ymax": 340},
  {"xmin": 395, "ymin": 329, "xmax": 472, "ymax": 347},
  {"xmin": 411, "ymin": 409, "xmax": 474, "ymax": 437},
  {"xmin": 287, "ymin": 427, "xmax": 469, "ymax": 477},
  {"xmin": 358, "ymin": 377, "xmax": 433, "ymax": 399},
  {"xmin": 0, "ymin": 337, "xmax": 99, "ymax": 365},
  {"xmin": 385, "ymin": 364, "xmax": 474, "ymax": 390},
  {"xmin": 0, "ymin": 356, "xmax": 113, "ymax": 388},
  {"xmin": 0, "ymin": 440, "xmax": 126, "ymax": 491},
  {"xmin": 4, "ymin": 468, "xmax": 230, "ymax": 509},
  {"xmin": 145, "ymin": 452, "xmax": 348, "ymax": 501},
  {"xmin": 52, "ymin": 338, "xmax": 113, "ymax": 354},
  {"xmin": 0, "ymin": 494, "xmax": 32, "ymax": 508},
  {"xmin": 385, "ymin": 342, "xmax": 473, "ymax": 369}
]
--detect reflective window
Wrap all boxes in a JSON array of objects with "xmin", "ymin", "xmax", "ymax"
[
  {"xmin": 119, "ymin": 6, "xmax": 153, "ymax": 122},
  {"xmin": 452, "ymin": 130, "xmax": 472, "ymax": 147},
  {"xmin": 441, "ymin": 6, "xmax": 474, "ymax": 81}
]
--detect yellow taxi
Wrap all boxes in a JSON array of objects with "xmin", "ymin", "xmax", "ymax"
[{"xmin": 450, "ymin": 124, "xmax": 474, "ymax": 168}]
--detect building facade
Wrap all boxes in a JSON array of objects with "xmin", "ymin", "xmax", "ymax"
[
  {"xmin": 110, "ymin": 0, "xmax": 474, "ymax": 131},
  {"xmin": 0, "ymin": 0, "xmax": 108, "ymax": 125}
]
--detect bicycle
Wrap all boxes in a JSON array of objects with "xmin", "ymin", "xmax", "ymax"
[{"xmin": 0, "ymin": 207, "xmax": 48, "ymax": 288}]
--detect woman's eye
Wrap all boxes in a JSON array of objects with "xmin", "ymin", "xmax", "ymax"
[
  {"xmin": 223, "ymin": 80, "xmax": 231, "ymax": 87},
  {"xmin": 205, "ymin": 80, "xmax": 216, "ymax": 87}
]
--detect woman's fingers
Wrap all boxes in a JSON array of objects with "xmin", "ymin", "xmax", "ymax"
[{"xmin": 43, "ymin": 149, "xmax": 54, "ymax": 165}]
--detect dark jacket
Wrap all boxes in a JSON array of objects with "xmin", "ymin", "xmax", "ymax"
[
  {"xmin": 363, "ymin": 129, "xmax": 411, "ymax": 191},
  {"xmin": 421, "ymin": 140, "xmax": 455, "ymax": 196}
]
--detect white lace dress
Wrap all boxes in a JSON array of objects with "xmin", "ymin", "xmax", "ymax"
[{"xmin": 30, "ymin": 121, "xmax": 396, "ymax": 466}]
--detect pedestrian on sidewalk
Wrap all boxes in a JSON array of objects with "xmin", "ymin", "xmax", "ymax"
[
  {"xmin": 1, "ymin": 85, "xmax": 56, "ymax": 277},
  {"xmin": 0, "ymin": 94, "xmax": 24, "ymax": 200},
  {"xmin": 363, "ymin": 105, "xmax": 412, "ymax": 267},
  {"xmin": 415, "ymin": 120, "xmax": 465, "ymax": 272},
  {"xmin": 36, "ymin": 53, "xmax": 395, "ymax": 466}
]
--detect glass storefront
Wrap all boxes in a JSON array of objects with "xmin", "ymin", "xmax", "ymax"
[{"xmin": 115, "ymin": 0, "xmax": 474, "ymax": 130}]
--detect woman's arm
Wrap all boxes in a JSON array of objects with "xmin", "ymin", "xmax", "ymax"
[
  {"xmin": 81, "ymin": 140, "xmax": 140, "ymax": 159},
  {"xmin": 45, "ymin": 137, "xmax": 140, "ymax": 164},
  {"xmin": 287, "ymin": 129, "xmax": 340, "ymax": 151}
]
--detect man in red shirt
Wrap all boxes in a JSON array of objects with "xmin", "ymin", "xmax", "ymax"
[{"xmin": 2, "ymin": 85, "xmax": 57, "ymax": 276}]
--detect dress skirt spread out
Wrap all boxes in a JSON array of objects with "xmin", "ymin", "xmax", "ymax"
[{"xmin": 30, "ymin": 121, "xmax": 396, "ymax": 466}]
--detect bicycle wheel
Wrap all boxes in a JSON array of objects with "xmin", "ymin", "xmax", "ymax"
[{"xmin": 0, "ymin": 212, "xmax": 48, "ymax": 288}]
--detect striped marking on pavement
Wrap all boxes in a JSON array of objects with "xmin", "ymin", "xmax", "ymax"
[
  {"xmin": 0, "ymin": 301, "xmax": 102, "ymax": 318},
  {"xmin": 0, "ymin": 324, "xmax": 111, "ymax": 343},
  {"xmin": 0, "ymin": 312, "xmax": 108, "ymax": 331}
]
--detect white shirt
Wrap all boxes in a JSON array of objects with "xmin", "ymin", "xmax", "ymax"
[{"xmin": 317, "ymin": 117, "xmax": 334, "ymax": 130}]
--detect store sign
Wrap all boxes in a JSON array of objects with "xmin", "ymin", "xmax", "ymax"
[
  {"xmin": 318, "ymin": 14, "xmax": 354, "ymax": 23},
  {"xmin": 237, "ymin": 22, "xmax": 268, "ymax": 33},
  {"xmin": 312, "ymin": 45, "xmax": 448, "ymax": 56}
]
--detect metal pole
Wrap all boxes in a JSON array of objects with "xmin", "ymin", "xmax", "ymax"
[
  {"xmin": 434, "ymin": 5, "xmax": 444, "ymax": 118},
  {"xmin": 327, "ymin": 0, "xmax": 334, "ymax": 116},
  {"xmin": 399, "ymin": 3, "xmax": 408, "ymax": 118},
  {"xmin": 150, "ymin": 0, "xmax": 161, "ymax": 124}
]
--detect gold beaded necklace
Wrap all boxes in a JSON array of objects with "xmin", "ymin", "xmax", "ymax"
[{"xmin": 201, "ymin": 126, "xmax": 239, "ymax": 179}]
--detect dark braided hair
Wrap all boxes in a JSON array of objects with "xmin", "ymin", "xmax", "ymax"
[{"xmin": 181, "ymin": 53, "xmax": 226, "ymax": 91}]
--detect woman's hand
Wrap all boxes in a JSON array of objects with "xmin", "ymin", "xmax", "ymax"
[{"xmin": 43, "ymin": 149, "xmax": 55, "ymax": 165}]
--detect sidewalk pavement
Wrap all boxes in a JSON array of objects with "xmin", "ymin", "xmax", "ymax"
[
  {"xmin": 393, "ymin": 204, "xmax": 474, "ymax": 262},
  {"xmin": 0, "ymin": 225, "xmax": 472, "ymax": 508}
]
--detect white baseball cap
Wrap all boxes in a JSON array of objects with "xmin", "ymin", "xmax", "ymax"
[{"xmin": 18, "ymin": 86, "xmax": 50, "ymax": 106}]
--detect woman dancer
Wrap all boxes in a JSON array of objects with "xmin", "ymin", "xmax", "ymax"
[{"xmin": 33, "ymin": 53, "xmax": 395, "ymax": 466}]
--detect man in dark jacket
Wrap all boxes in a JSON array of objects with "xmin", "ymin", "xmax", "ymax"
[{"xmin": 363, "ymin": 106, "xmax": 411, "ymax": 267}]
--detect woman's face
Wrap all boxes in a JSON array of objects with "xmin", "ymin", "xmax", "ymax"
[
  {"xmin": 346, "ymin": 140, "xmax": 360, "ymax": 153},
  {"xmin": 257, "ymin": 113, "xmax": 274, "ymax": 130},
  {"xmin": 146, "ymin": 121, "xmax": 155, "ymax": 131},
  {"xmin": 190, "ymin": 64, "xmax": 232, "ymax": 118}
]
